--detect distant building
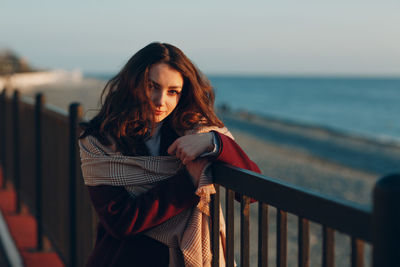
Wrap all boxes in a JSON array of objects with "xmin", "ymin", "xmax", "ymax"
[{"xmin": 0, "ymin": 49, "xmax": 34, "ymax": 75}]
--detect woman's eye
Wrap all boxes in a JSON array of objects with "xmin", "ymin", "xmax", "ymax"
[
  {"xmin": 149, "ymin": 82, "xmax": 157, "ymax": 90},
  {"xmin": 168, "ymin": 90, "xmax": 180, "ymax": 96}
]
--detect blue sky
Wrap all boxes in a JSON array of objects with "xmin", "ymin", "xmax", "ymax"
[{"xmin": 1, "ymin": 0, "xmax": 399, "ymax": 76}]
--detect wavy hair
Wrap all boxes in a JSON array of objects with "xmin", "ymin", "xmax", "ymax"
[{"xmin": 80, "ymin": 42, "xmax": 223, "ymax": 154}]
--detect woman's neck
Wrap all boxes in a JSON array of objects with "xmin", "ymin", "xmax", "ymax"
[{"xmin": 151, "ymin": 121, "xmax": 163, "ymax": 136}]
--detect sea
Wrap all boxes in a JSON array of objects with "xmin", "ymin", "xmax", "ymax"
[{"xmin": 86, "ymin": 73, "xmax": 400, "ymax": 144}]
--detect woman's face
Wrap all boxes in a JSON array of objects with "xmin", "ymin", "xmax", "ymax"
[{"xmin": 149, "ymin": 63, "xmax": 183, "ymax": 123}]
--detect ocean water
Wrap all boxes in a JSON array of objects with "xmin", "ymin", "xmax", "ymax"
[{"xmin": 86, "ymin": 73, "xmax": 400, "ymax": 143}]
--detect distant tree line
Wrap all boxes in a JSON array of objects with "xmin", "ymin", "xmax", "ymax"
[{"xmin": 0, "ymin": 49, "xmax": 35, "ymax": 75}]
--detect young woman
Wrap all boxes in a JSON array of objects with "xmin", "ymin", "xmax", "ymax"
[{"xmin": 79, "ymin": 42, "xmax": 260, "ymax": 267}]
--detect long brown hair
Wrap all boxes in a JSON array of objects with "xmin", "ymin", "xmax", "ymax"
[{"xmin": 80, "ymin": 42, "xmax": 223, "ymax": 154}]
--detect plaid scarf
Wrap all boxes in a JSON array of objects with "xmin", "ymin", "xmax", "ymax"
[{"xmin": 79, "ymin": 126, "xmax": 233, "ymax": 267}]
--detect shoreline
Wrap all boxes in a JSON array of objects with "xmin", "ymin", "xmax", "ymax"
[
  {"xmin": 219, "ymin": 110, "xmax": 400, "ymax": 176},
  {"xmin": 16, "ymin": 77, "xmax": 400, "ymax": 207},
  {"xmin": 224, "ymin": 108, "xmax": 400, "ymax": 148}
]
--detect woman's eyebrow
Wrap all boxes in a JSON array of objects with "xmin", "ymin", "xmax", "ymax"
[{"xmin": 149, "ymin": 79, "xmax": 182, "ymax": 89}]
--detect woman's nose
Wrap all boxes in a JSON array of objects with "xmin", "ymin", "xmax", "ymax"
[{"xmin": 152, "ymin": 90, "xmax": 165, "ymax": 106}]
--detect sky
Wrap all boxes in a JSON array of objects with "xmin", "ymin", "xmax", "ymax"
[{"xmin": 1, "ymin": 0, "xmax": 400, "ymax": 76}]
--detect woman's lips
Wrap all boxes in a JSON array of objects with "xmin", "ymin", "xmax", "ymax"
[{"xmin": 154, "ymin": 110, "xmax": 164, "ymax": 115}]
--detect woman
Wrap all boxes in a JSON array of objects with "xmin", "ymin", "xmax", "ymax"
[{"xmin": 79, "ymin": 42, "xmax": 260, "ymax": 267}]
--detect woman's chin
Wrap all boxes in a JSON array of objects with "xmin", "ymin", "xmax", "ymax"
[{"xmin": 154, "ymin": 114, "xmax": 166, "ymax": 123}]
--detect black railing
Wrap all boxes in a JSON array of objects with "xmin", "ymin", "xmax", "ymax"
[
  {"xmin": 0, "ymin": 88, "xmax": 399, "ymax": 267},
  {"xmin": 0, "ymin": 89, "xmax": 97, "ymax": 267},
  {"xmin": 210, "ymin": 162, "xmax": 400, "ymax": 266}
]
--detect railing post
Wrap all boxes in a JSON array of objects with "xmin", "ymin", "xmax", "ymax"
[
  {"xmin": 372, "ymin": 173, "xmax": 400, "ymax": 267},
  {"xmin": 258, "ymin": 202, "xmax": 268, "ymax": 267},
  {"xmin": 35, "ymin": 93, "xmax": 45, "ymax": 251},
  {"xmin": 211, "ymin": 184, "xmax": 220, "ymax": 267},
  {"xmin": 0, "ymin": 89, "xmax": 6, "ymax": 188},
  {"xmin": 277, "ymin": 209, "xmax": 287, "ymax": 267},
  {"xmin": 226, "ymin": 189, "xmax": 235, "ymax": 267},
  {"xmin": 69, "ymin": 102, "xmax": 82, "ymax": 267},
  {"xmin": 13, "ymin": 90, "xmax": 21, "ymax": 213},
  {"xmin": 241, "ymin": 195, "xmax": 250, "ymax": 267}
]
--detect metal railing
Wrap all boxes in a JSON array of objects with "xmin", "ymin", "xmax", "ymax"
[
  {"xmin": 209, "ymin": 154, "xmax": 400, "ymax": 267},
  {"xmin": 0, "ymin": 89, "xmax": 97, "ymax": 267},
  {"xmin": 0, "ymin": 88, "xmax": 399, "ymax": 267}
]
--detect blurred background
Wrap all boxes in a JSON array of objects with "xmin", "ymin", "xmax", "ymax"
[
  {"xmin": 1, "ymin": 1, "xmax": 400, "ymax": 266},
  {"xmin": 1, "ymin": 0, "xmax": 399, "ymax": 75}
]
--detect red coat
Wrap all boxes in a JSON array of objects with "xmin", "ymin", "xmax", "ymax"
[{"xmin": 85, "ymin": 129, "xmax": 260, "ymax": 267}]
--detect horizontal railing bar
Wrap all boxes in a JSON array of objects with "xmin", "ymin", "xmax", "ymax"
[
  {"xmin": 5, "ymin": 95, "xmax": 67, "ymax": 118},
  {"xmin": 212, "ymin": 163, "xmax": 372, "ymax": 242},
  {"xmin": 42, "ymin": 109, "xmax": 69, "ymax": 124},
  {"xmin": 19, "ymin": 101, "xmax": 35, "ymax": 111}
]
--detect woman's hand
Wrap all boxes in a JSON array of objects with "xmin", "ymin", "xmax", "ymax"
[
  {"xmin": 167, "ymin": 132, "xmax": 214, "ymax": 165},
  {"xmin": 185, "ymin": 158, "xmax": 209, "ymax": 187}
]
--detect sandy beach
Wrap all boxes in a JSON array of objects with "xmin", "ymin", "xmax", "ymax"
[{"xmin": 19, "ymin": 77, "xmax": 399, "ymax": 266}]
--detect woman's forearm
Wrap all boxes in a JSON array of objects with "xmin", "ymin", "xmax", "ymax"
[{"xmin": 215, "ymin": 132, "xmax": 261, "ymax": 173}]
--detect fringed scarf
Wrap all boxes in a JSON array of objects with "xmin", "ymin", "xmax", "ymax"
[{"xmin": 79, "ymin": 126, "xmax": 234, "ymax": 267}]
